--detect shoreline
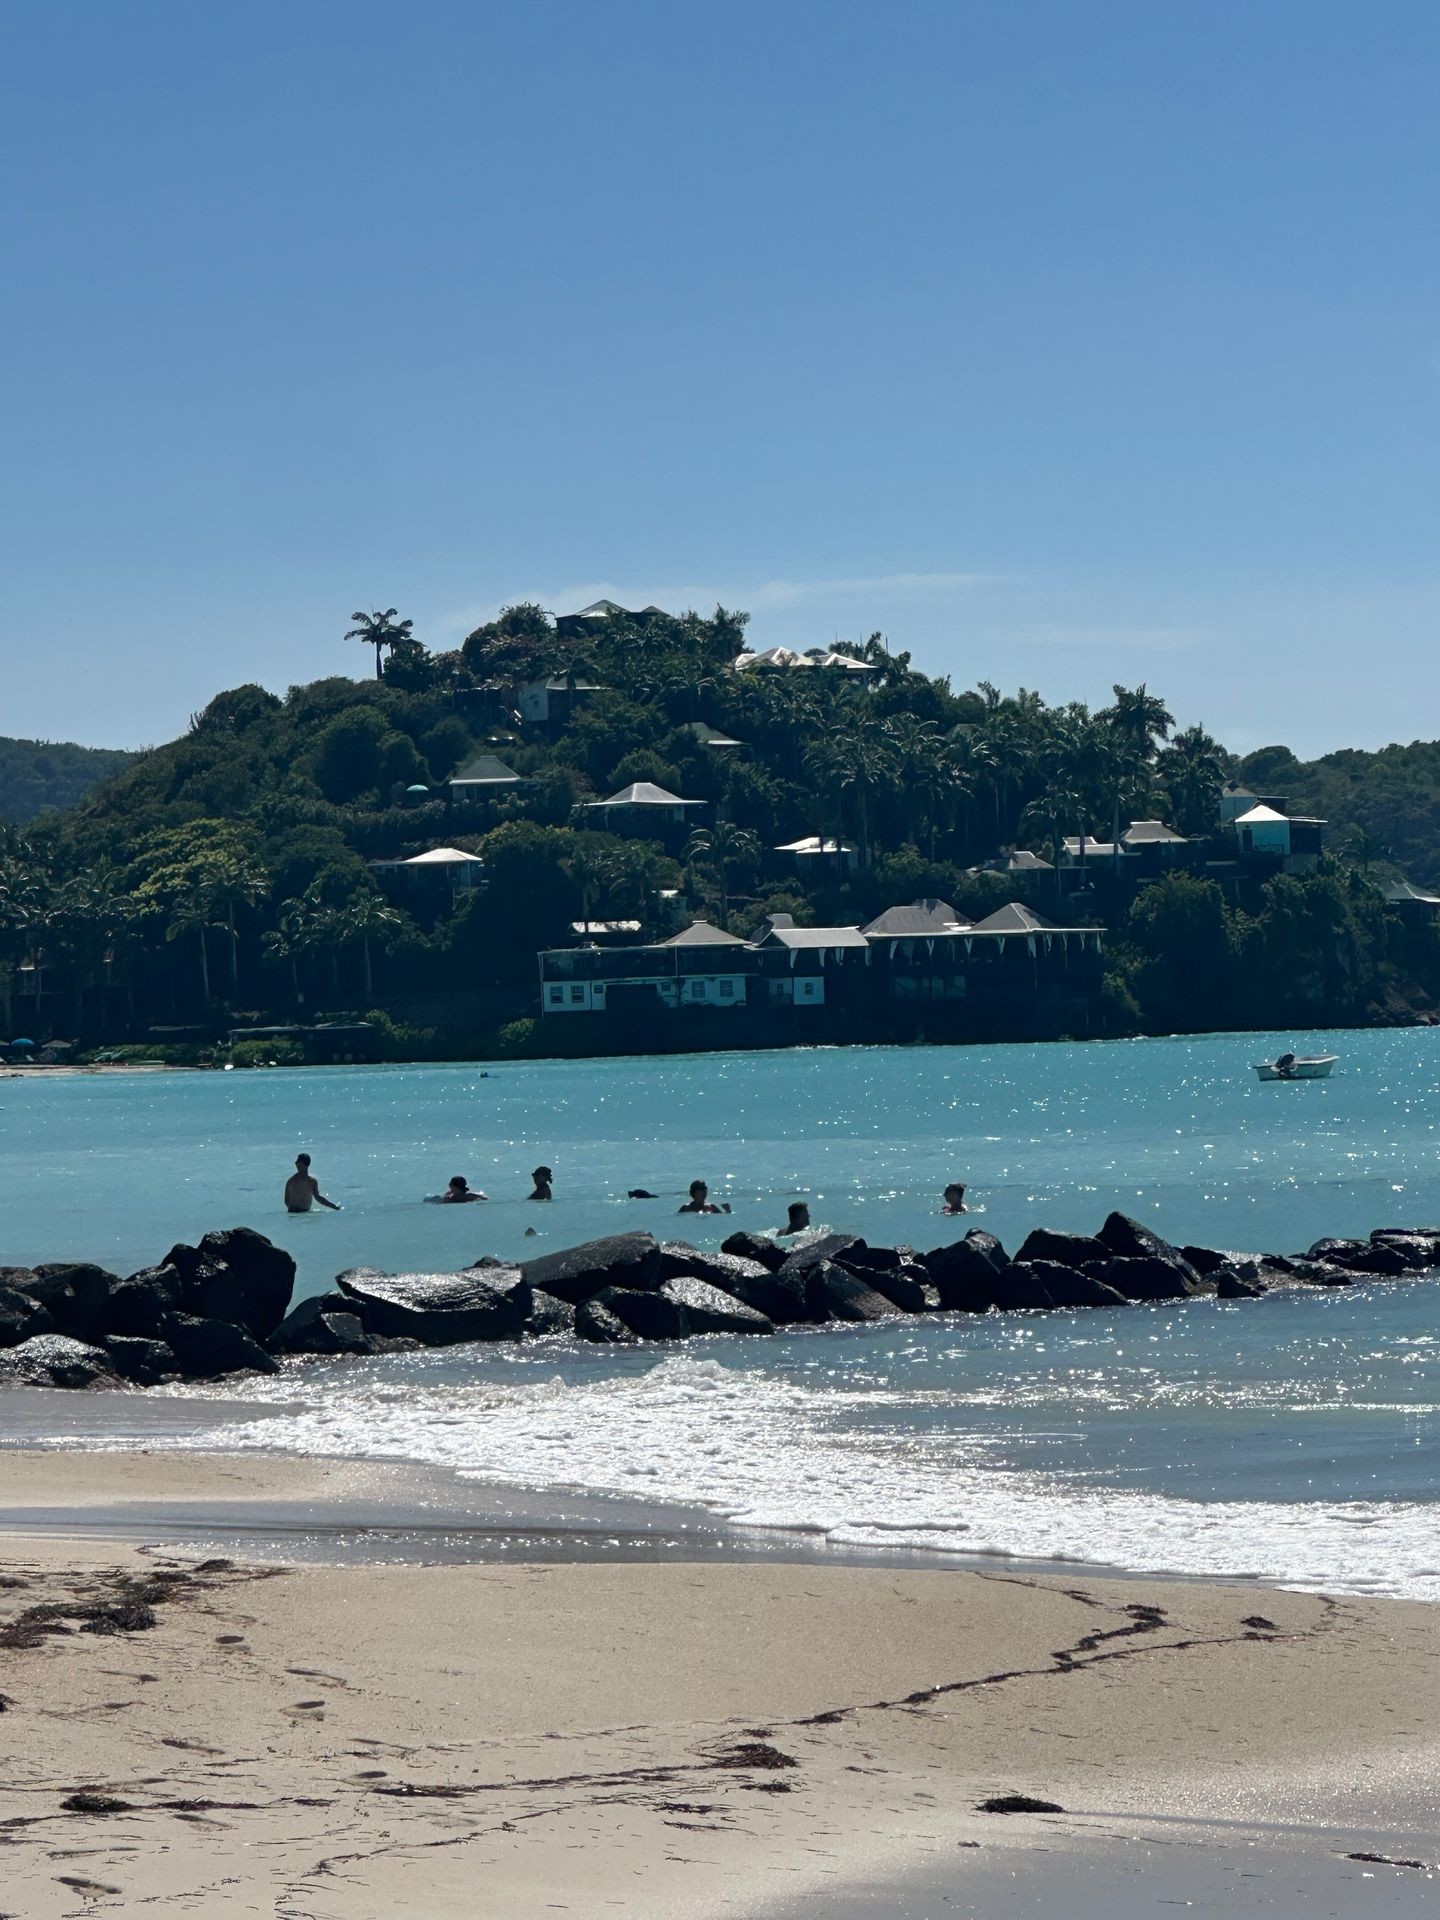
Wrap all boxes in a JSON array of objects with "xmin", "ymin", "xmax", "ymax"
[{"xmin": 0, "ymin": 1449, "xmax": 1436, "ymax": 1916}]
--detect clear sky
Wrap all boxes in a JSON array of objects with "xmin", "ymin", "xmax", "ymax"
[{"xmin": 3, "ymin": 1, "xmax": 1437, "ymax": 757}]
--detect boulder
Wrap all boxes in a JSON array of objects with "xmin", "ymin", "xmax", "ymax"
[
  {"xmin": 724, "ymin": 1264, "xmax": 814, "ymax": 1325},
  {"xmin": 194, "ymin": 1228, "xmax": 296, "ymax": 1338},
  {"xmin": 574, "ymin": 1297, "xmax": 634, "ymax": 1343},
  {"xmin": 1287, "ymin": 1260, "xmax": 1354, "ymax": 1288},
  {"xmin": 1098, "ymin": 1213, "xmax": 1196, "ymax": 1272},
  {"xmin": 25, "ymin": 1263, "xmax": 119, "ymax": 1340},
  {"xmin": 1181, "ymin": 1245, "xmax": 1236, "ymax": 1276},
  {"xmin": 1087, "ymin": 1256, "xmax": 1208, "ymax": 1302},
  {"xmin": 1305, "ymin": 1238, "xmax": 1408, "ymax": 1278},
  {"xmin": 923, "ymin": 1232, "xmax": 1008, "ymax": 1312},
  {"xmin": 1014, "ymin": 1228, "xmax": 1111, "ymax": 1270},
  {"xmin": 999, "ymin": 1261, "xmax": 1128, "ymax": 1310},
  {"xmin": 521, "ymin": 1233, "xmax": 662, "ymax": 1305},
  {"xmin": 1368, "ymin": 1230, "xmax": 1440, "ymax": 1270},
  {"xmin": 104, "ymin": 1268, "xmax": 183, "ymax": 1339},
  {"xmin": 657, "ymin": 1243, "xmax": 773, "ymax": 1294},
  {"xmin": 1216, "ymin": 1269, "xmax": 1265, "ymax": 1300},
  {"xmin": 659, "ymin": 1277, "xmax": 774, "ymax": 1336},
  {"xmin": 104, "ymin": 1336, "xmax": 177, "ymax": 1385},
  {"xmin": 162, "ymin": 1314, "xmax": 279, "ymax": 1378},
  {"xmin": 720, "ymin": 1230, "xmax": 789, "ymax": 1272},
  {"xmin": 0, "ymin": 1286, "xmax": 53, "ymax": 1349},
  {"xmin": 524, "ymin": 1289, "xmax": 576, "ymax": 1337},
  {"xmin": 804, "ymin": 1262, "xmax": 902, "ymax": 1323},
  {"xmin": 335, "ymin": 1268, "xmax": 529, "ymax": 1344},
  {"xmin": 269, "ymin": 1294, "xmax": 376, "ymax": 1357},
  {"xmin": 845, "ymin": 1259, "xmax": 930, "ymax": 1313},
  {"xmin": 590, "ymin": 1285, "xmax": 688, "ymax": 1340},
  {"xmin": 776, "ymin": 1233, "xmax": 864, "ymax": 1277},
  {"xmin": 0, "ymin": 1334, "xmax": 116, "ymax": 1389}
]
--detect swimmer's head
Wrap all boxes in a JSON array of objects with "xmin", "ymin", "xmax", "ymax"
[
  {"xmin": 296, "ymin": 1153, "xmax": 311, "ymax": 1169},
  {"xmin": 786, "ymin": 1201, "xmax": 810, "ymax": 1230},
  {"xmin": 448, "ymin": 1176, "xmax": 470, "ymax": 1195}
]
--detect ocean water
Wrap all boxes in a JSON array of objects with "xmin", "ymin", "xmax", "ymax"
[{"xmin": 2, "ymin": 1031, "xmax": 1438, "ymax": 1598}]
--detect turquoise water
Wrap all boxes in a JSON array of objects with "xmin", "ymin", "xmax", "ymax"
[
  {"xmin": 4, "ymin": 1029, "xmax": 1440, "ymax": 1291},
  {"xmin": 2, "ymin": 1031, "xmax": 1437, "ymax": 1598}
]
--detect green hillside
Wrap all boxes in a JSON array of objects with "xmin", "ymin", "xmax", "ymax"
[{"xmin": 0, "ymin": 736, "xmax": 138, "ymax": 824}]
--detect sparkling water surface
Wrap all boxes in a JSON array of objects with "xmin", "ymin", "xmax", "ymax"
[{"xmin": 3, "ymin": 1030, "xmax": 1438, "ymax": 1597}]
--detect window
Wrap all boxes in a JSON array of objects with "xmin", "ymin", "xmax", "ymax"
[
  {"xmin": 547, "ymin": 986, "xmax": 564, "ymax": 1006},
  {"xmin": 719, "ymin": 979, "xmax": 735, "ymax": 997},
  {"xmin": 570, "ymin": 986, "xmax": 586, "ymax": 1005},
  {"xmin": 692, "ymin": 980, "xmax": 707, "ymax": 997}
]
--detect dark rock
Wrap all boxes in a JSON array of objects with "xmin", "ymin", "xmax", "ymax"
[
  {"xmin": 835, "ymin": 1241, "xmax": 913, "ymax": 1275},
  {"xmin": 1287, "ymin": 1260, "xmax": 1354, "ymax": 1288},
  {"xmin": 25, "ymin": 1263, "xmax": 119, "ymax": 1340},
  {"xmin": 923, "ymin": 1232, "xmax": 1009, "ymax": 1312},
  {"xmin": 1098, "ymin": 1213, "xmax": 1196, "ymax": 1272},
  {"xmin": 918, "ymin": 1282, "xmax": 943, "ymax": 1310},
  {"xmin": 659, "ymin": 1277, "xmax": 774, "ymax": 1335},
  {"xmin": 725, "ymin": 1264, "xmax": 814, "ymax": 1325},
  {"xmin": 1088, "ymin": 1256, "xmax": 1208, "ymax": 1302},
  {"xmin": 776, "ymin": 1232, "xmax": 863, "ymax": 1277},
  {"xmin": 194, "ymin": 1228, "xmax": 296, "ymax": 1338},
  {"xmin": 590, "ymin": 1285, "xmax": 687, "ymax": 1339},
  {"xmin": 104, "ymin": 1336, "xmax": 177, "ymax": 1385},
  {"xmin": 0, "ymin": 1285, "xmax": 53, "ymax": 1349},
  {"xmin": 1216, "ymin": 1269, "xmax": 1265, "ymax": 1300},
  {"xmin": 657, "ymin": 1243, "xmax": 773, "ymax": 1294},
  {"xmin": 574, "ymin": 1297, "xmax": 634, "ymax": 1343},
  {"xmin": 1014, "ymin": 1228, "xmax": 1111, "ymax": 1270},
  {"xmin": 804, "ymin": 1262, "xmax": 902, "ymax": 1323},
  {"xmin": 1000, "ymin": 1261, "xmax": 1128, "ymax": 1310},
  {"xmin": 1180, "ymin": 1245, "xmax": 1262, "ymax": 1277},
  {"xmin": 847, "ymin": 1259, "xmax": 930, "ymax": 1313},
  {"xmin": 269, "ymin": 1295, "xmax": 374, "ymax": 1356},
  {"xmin": 161, "ymin": 1314, "xmax": 279, "ymax": 1379},
  {"xmin": 524, "ymin": 1289, "xmax": 575, "ymax": 1337},
  {"xmin": 521, "ymin": 1233, "xmax": 662, "ymax": 1305},
  {"xmin": 720, "ymin": 1230, "xmax": 789, "ymax": 1272},
  {"xmin": 104, "ymin": 1273, "xmax": 179, "ymax": 1339},
  {"xmin": 335, "ymin": 1268, "xmax": 529, "ymax": 1343},
  {"xmin": 1305, "ymin": 1237, "xmax": 1408, "ymax": 1277},
  {"xmin": 0, "ymin": 1334, "xmax": 116, "ymax": 1389},
  {"xmin": 1368, "ymin": 1230, "xmax": 1440, "ymax": 1270}
]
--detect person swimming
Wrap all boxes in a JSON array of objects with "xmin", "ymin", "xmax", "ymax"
[
  {"xmin": 284, "ymin": 1153, "xmax": 340, "ymax": 1213},
  {"xmin": 528, "ymin": 1166, "xmax": 553, "ymax": 1201},
  {"xmin": 777, "ymin": 1200, "xmax": 811, "ymax": 1236},
  {"xmin": 439, "ymin": 1176, "xmax": 487, "ymax": 1204},
  {"xmin": 942, "ymin": 1182, "xmax": 968, "ymax": 1215},
  {"xmin": 677, "ymin": 1179, "xmax": 730, "ymax": 1216}
]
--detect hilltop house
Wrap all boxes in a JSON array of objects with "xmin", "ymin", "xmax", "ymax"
[
  {"xmin": 733, "ymin": 647, "xmax": 879, "ymax": 678},
  {"xmin": 370, "ymin": 846, "xmax": 484, "ymax": 897},
  {"xmin": 583, "ymin": 782, "xmax": 706, "ymax": 841},
  {"xmin": 447, "ymin": 753, "xmax": 530, "ymax": 801}
]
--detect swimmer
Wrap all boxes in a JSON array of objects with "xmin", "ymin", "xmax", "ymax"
[
  {"xmin": 777, "ymin": 1201, "xmax": 811, "ymax": 1236},
  {"xmin": 677, "ymin": 1179, "xmax": 731, "ymax": 1216},
  {"xmin": 942, "ymin": 1182, "xmax": 967, "ymax": 1215},
  {"xmin": 284, "ymin": 1154, "xmax": 340, "ymax": 1213},
  {"xmin": 440, "ymin": 1176, "xmax": 487, "ymax": 1204},
  {"xmin": 627, "ymin": 1189, "xmax": 658, "ymax": 1200},
  {"xmin": 528, "ymin": 1165, "xmax": 553, "ymax": 1202}
]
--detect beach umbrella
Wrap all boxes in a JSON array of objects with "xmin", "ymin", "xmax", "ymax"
[{"xmin": 9, "ymin": 1037, "xmax": 36, "ymax": 1048}]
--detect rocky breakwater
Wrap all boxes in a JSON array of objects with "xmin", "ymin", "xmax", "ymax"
[{"xmin": 2, "ymin": 1216, "xmax": 1437, "ymax": 1390}]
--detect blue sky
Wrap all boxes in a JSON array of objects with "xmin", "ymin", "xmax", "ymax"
[{"xmin": 3, "ymin": 1, "xmax": 1437, "ymax": 757}]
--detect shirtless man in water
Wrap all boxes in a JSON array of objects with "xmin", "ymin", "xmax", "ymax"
[{"xmin": 284, "ymin": 1154, "xmax": 341, "ymax": 1213}]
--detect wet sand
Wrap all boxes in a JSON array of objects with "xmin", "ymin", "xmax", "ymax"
[{"xmin": 0, "ymin": 1448, "xmax": 1436, "ymax": 1918}]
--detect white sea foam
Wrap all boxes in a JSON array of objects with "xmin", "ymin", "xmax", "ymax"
[{"xmin": 156, "ymin": 1351, "xmax": 1440, "ymax": 1601}]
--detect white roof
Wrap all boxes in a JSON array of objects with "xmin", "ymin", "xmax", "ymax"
[
  {"xmin": 660, "ymin": 921, "xmax": 748, "ymax": 948},
  {"xmin": 774, "ymin": 835, "xmax": 856, "ymax": 855},
  {"xmin": 587, "ymin": 782, "xmax": 704, "ymax": 808},
  {"xmin": 392, "ymin": 846, "xmax": 483, "ymax": 867},
  {"xmin": 761, "ymin": 925, "xmax": 870, "ymax": 950},
  {"xmin": 1234, "ymin": 804, "xmax": 1288, "ymax": 825}
]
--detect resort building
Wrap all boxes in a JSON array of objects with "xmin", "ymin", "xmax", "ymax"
[
  {"xmin": 733, "ymin": 647, "xmax": 879, "ymax": 678},
  {"xmin": 582, "ymin": 782, "xmax": 707, "ymax": 839},
  {"xmin": 447, "ymin": 753, "xmax": 530, "ymax": 800},
  {"xmin": 537, "ymin": 899, "xmax": 1105, "ymax": 1036},
  {"xmin": 370, "ymin": 846, "xmax": 484, "ymax": 895}
]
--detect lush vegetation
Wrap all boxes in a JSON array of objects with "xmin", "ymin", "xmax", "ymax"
[
  {"xmin": 3, "ymin": 600, "xmax": 1439, "ymax": 1054},
  {"xmin": 0, "ymin": 737, "xmax": 136, "ymax": 825}
]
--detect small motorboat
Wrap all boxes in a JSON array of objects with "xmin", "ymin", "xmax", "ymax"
[{"xmin": 1253, "ymin": 1052, "xmax": 1338, "ymax": 1082}]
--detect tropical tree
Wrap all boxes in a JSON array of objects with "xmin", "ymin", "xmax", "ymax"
[
  {"xmin": 341, "ymin": 891, "xmax": 406, "ymax": 1000},
  {"xmin": 1158, "ymin": 725, "xmax": 1230, "ymax": 836},
  {"xmin": 683, "ymin": 822, "xmax": 761, "ymax": 928},
  {"xmin": 345, "ymin": 607, "xmax": 415, "ymax": 681}
]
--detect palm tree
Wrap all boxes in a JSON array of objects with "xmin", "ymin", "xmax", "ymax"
[
  {"xmin": 1158, "ymin": 725, "xmax": 1230, "ymax": 836},
  {"xmin": 566, "ymin": 847, "xmax": 619, "ymax": 933},
  {"xmin": 166, "ymin": 883, "xmax": 219, "ymax": 1005},
  {"xmin": 205, "ymin": 849, "xmax": 269, "ymax": 995},
  {"xmin": 345, "ymin": 608, "xmax": 415, "ymax": 681},
  {"xmin": 342, "ymin": 892, "xmax": 405, "ymax": 1000},
  {"xmin": 682, "ymin": 823, "xmax": 760, "ymax": 928}
]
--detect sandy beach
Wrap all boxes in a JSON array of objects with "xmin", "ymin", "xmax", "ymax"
[{"xmin": 0, "ymin": 1449, "xmax": 1436, "ymax": 1917}]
